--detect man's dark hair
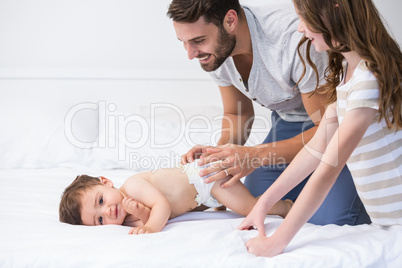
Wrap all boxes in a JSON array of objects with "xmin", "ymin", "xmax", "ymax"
[{"xmin": 167, "ymin": 0, "xmax": 242, "ymax": 27}]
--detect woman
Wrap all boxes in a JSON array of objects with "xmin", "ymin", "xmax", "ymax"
[{"xmin": 238, "ymin": 0, "xmax": 402, "ymax": 257}]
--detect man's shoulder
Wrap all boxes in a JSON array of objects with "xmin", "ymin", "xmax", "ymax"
[
  {"xmin": 242, "ymin": 1, "xmax": 296, "ymax": 23},
  {"xmin": 242, "ymin": 2, "xmax": 299, "ymax": 48}
]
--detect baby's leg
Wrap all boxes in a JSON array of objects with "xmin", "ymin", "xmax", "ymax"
[
  {"xmin": 190, "ymin": 204, "xmax": 209, "ymax": 212},
  {"xmin": 214, "ymin": 205, "xmax": 227, "ymax": 211},
  {"xmin": 266, "ymin": 198, "xmax": 293, "ymax": 218},
  {"xmin": 211, "ymin": 179, "xmax": 293, "ymax": 217}
]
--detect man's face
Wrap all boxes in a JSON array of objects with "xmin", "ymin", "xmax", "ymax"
[{"xmin": 173, "ymin": 16, "xmax": 236, "ymax": 72}]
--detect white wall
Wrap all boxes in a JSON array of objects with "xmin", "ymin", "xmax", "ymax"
[
  {"xmin": 373, "ymin": 0, "xmax": 402, "ymax": 45},
  {"xmin": 0, "ymin": 0, "xmax": 206, "ymax": 80},
  {"xmin": 0, "ymin": 0, "xmax": 400, "ymax": 81},
  {"xmin": 0, "ymin": 0, "xmax": 400, "ymax": 117},
  {"xmin": 1, "ymin": 0, "xmax": 400, "ymax": 169}
]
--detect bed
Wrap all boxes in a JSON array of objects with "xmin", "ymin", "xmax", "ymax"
[
  {"xmin": 1, "ymin": 0, "xmax": 402, "ymax": 267},
  {"xmin": 1, "ymin": 169, "xmax": 402, "ymax": 267},
  {"xmin": 1, "ymin": 85, "xmax": 402, "ymax": 268}
]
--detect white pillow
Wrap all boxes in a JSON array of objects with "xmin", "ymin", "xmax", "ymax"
[
  {"xmin": 0, "ymin": 96, "xmax": 228, "ymax": 170},
  {"xmin": 0, "ymin": 98, "xmax": 95, "ymax": 168}
]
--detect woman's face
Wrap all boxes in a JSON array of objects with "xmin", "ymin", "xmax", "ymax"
[{"xmin": 297, "ymin": 16, "xmax": 330, "ymax": 52}]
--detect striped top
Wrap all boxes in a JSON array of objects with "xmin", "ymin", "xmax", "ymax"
[{"xmin": 337, "ymin": 60, "xmax": 402, "ymax": 226}]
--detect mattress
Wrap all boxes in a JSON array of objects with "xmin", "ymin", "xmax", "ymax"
[{"xmin": 1, "ymin": 168, "xmax": 401, "ymax": 267}]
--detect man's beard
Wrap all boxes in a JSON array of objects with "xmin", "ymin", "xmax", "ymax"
[{"xmin": 200, "ymin": 27, "xmax": 236, "ymax": 72}]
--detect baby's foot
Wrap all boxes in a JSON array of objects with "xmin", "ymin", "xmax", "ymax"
[{"xmin": 280, "ymin": 199, "xmax": 294, "ymax": 218}]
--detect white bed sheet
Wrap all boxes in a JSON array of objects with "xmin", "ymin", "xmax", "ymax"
[{"xmin": 1, "ymin": 168, "xmax": 401, "ymax": 268}]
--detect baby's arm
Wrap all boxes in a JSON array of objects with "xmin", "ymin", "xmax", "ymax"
[
  {"xmin": 123, "ymin": 217, "xmax": 145, "ymax": 228},
  {"xmin": 122, "ymin": 198, "xmax": 151, "ymax": 227},
  {"xmin": 123, "ymin": 175, "xmax": 171, "ymax": 234}
]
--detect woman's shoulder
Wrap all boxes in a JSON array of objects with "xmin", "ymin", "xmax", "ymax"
[
  {"xmin": 345, "ymin": 60, "xmax": 379, "ymax": 94},
  {"xmin": 354, "ymin": 60, "xmax": 377, "ymax": 82}
]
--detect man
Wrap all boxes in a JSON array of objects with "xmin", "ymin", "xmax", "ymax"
[{"xmin": 167, "ymin": 0, "xmax": 369, "ymax": 225}]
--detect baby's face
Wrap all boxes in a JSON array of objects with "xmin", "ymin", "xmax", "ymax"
[{"xmin": 80, "ymin": 184, "xmax": 127, "ymax": 226}]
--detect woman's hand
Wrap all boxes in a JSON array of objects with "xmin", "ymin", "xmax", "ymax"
[
  {"xmin": 198, "ymin": 144, "xmax": 263, "ymax": 188},
  {"xmin": 237, "ymin": 203, "xmax": 286, "ymax": 257},
  {"xmin": 246, "ymin": 235, "xmax": 285, "ymax": 257},
  {"xmin": 238, "ymin": 203, "xmax": 286, "ymax": 257},
  {"xmin": 237, "ymin": 202, "xmax": 267, "ymax": 237}
]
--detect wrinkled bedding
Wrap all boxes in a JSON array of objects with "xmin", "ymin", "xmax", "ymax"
[{"xmin": 1, "ymin": 168, "xmax": 401, "ymax": 267}]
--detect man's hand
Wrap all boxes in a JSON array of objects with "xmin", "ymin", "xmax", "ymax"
[
  {"xmin": 198, "ymin": 144, "xmax": 263, "ymax": 188},
  {"xmin": 180, "ymin": 145, "xmax": 212, "ymax": 165}
]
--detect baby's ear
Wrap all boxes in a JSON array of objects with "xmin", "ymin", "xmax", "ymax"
[{"xmin": 99, "ymin": 176, "xmax": 114, "ymax": 187}]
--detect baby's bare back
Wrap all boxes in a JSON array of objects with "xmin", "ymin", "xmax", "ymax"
[{"xmin": 142, "ymin": 167, "xmax": 199, "ymax": 218}]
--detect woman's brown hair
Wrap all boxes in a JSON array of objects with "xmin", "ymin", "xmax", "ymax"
[{"xmin": 294, "ymin": 0, "xmax": 402, "ymax": 129}]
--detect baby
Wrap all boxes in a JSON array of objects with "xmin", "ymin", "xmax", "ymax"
[{"xmin": 59, "ymin": 161, "xmax": 293, "ymax": 234}]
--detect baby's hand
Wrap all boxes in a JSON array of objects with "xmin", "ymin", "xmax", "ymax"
[
  {"xmin": 128, "ymin": 226, "xmax": 154, "ymax": 235},
  {"xmin": 122, "ymin": 197, "xmax": 150, "ymax": 223}
]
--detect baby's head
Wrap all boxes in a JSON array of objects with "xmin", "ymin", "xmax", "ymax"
[{"xmin": 59, "ymin": 175, "xmax": 127, "ymax": 226}]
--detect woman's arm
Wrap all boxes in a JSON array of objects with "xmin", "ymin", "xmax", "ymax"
[
  {"xmin": 237, "ymin": 103, "xmax": 338, "ymax": 234},
  {"xmin": 243, "ymin": 107, "xmax": 376, "ymax": 257}
]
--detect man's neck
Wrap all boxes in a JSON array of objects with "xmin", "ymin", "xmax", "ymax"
[
  {"xmin": 231, "ymin": 8, "xmax": 253, "ymax": 82},
  {"xmin": 231, "ymin": 8, "xmax": 252, "ymax": 57}
]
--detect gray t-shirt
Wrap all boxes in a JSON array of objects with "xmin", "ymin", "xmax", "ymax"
[{"xmin": 210, "ymin": 3, "xmax": 328, "ymax": 122}]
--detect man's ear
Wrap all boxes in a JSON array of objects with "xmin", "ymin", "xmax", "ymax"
[
  {"xmin": 99, "ymin": 176, "xmax": 114, "ymax": 187},
  {"xmin": 223, "ymin": 9, "xmax": 238, "ymax": 32}
]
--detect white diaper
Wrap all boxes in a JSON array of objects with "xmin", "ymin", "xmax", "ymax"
[{"xmin": 183, "ymin": 161, "xmax": 222, "ymax": 208}]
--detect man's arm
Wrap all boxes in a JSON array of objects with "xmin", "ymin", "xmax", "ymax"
[
  {"xmin": 217, "ymin": 85, "xmax": 255, "ymax": 145},
  {"xmin": 252, "ymin": 90, "xmax": 327, "ymax": 164},
  {"xmin": 180, "ymin": 85, "xmax": 254, "ymax": 164},
  {"xmin": 197, "ymin": 91, "xmax": 327, "ymax": 187}
]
